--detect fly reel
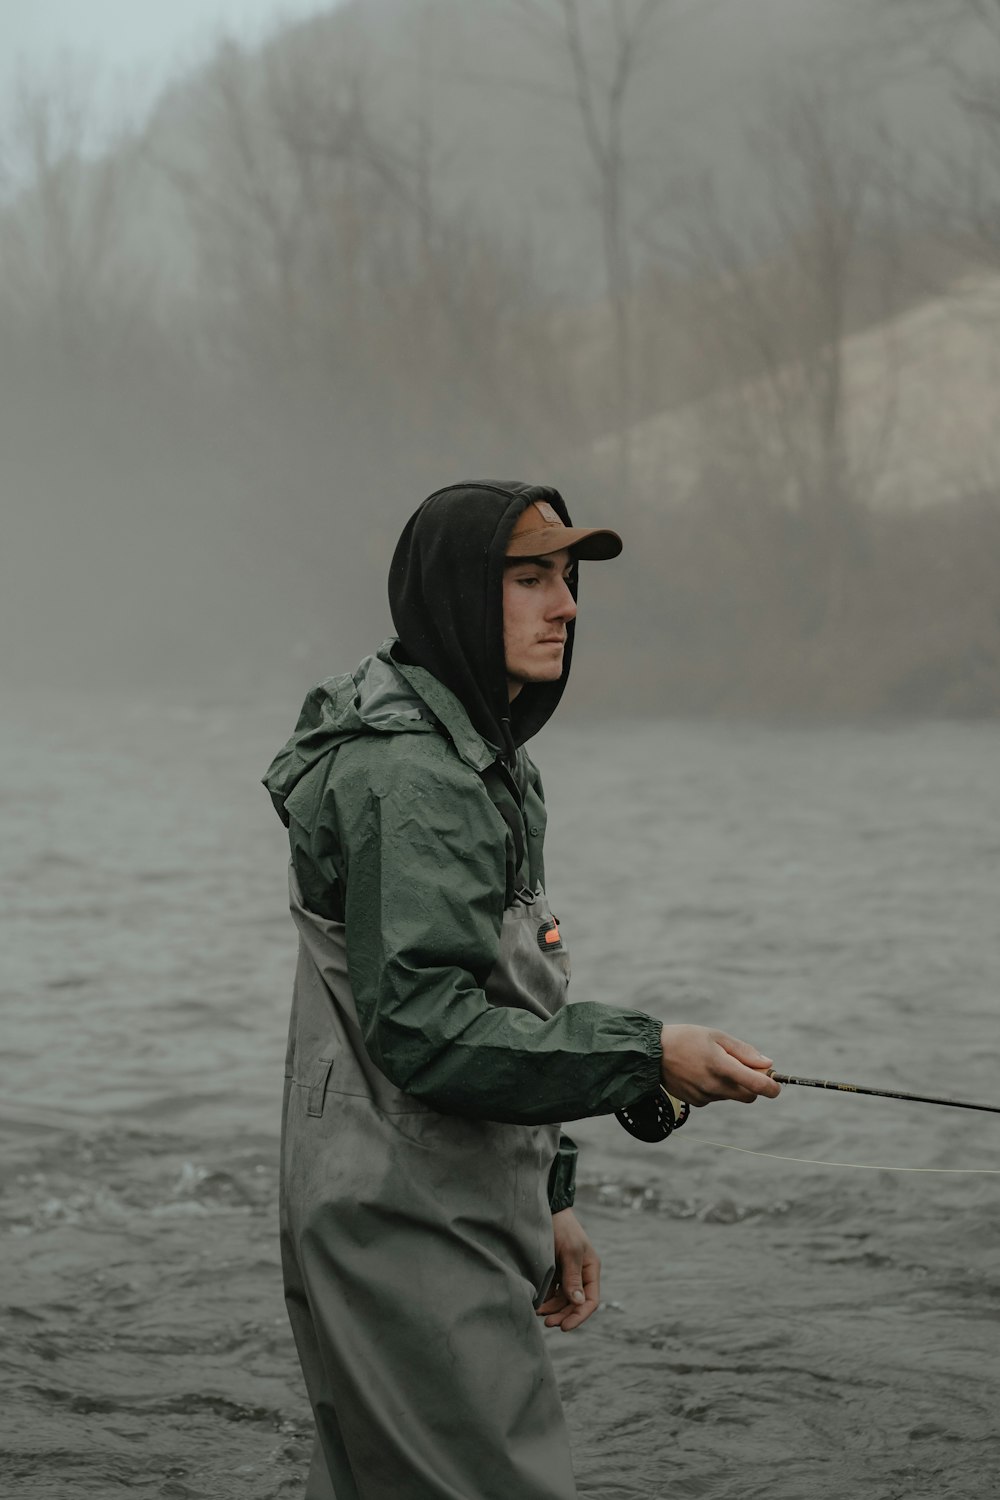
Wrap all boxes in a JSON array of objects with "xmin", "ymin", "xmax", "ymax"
[{"xmin": 615, "ymin": 1085, "xmax": 690, "ymax": 1143}]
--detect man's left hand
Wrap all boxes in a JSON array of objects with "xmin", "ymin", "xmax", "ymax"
[{"xmin": 536, "ymin": 1208, "xmax": 601, "ymax": 1332}]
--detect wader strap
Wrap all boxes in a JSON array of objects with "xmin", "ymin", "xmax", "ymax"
[{"xmin": 479, "ymin": 761, "xmax": 533, "ymax": 907}]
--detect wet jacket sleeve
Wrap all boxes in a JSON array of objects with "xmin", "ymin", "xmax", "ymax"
[{"xmin": 325, "ymin": 738, "xmax": 664, "ymax": 1126}]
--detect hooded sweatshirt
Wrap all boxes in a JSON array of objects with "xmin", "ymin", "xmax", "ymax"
[
  {"xmin": 263, "ymin": 482, "xmax": 664, "ymax": 1129},
  {"xmin": 389, "ymin": 480, "xmax": 574, "ymax": 759}
]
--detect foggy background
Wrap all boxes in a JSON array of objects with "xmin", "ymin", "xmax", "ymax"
[{"xmin": 4, "ymin": 0, "xmax": 1000, "ymax": 716}]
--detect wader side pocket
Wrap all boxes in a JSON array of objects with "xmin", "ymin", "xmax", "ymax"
[{"xmin": 306, "ymin": 1057, "xmax": 336, "ymax": 1117}]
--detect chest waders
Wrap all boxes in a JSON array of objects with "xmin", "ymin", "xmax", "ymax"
[{"xmin": 280, "ymin": 871, "xmax": 580, "ymax": 1500}]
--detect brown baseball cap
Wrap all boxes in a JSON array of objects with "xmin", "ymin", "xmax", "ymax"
[{"xmin": 505, "ymin": 499, "xmax": 622, "ymax": 560}]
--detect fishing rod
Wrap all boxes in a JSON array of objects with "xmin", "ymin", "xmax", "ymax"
[
  {"xmin": 769, "ymin": 1071, "xmax": 1000, "ymax": 1116},
  {"xmin": 615, "ymin": 1069, "xmax": 1000, "ymax": 1143}
]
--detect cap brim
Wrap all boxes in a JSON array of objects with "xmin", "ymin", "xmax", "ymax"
[{"xmin": 505, "ymin": 525, "xmax": 622, "ymax": 561}]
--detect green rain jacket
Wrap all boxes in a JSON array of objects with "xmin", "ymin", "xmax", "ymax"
[{"xmin": 264, "ymin": 640, "xmax": 664, "ymax": 1210}]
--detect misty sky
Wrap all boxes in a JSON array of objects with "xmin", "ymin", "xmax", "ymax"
[{"xmin": 2, "ymin": 0, "xmax": 338, "ymax": 109}]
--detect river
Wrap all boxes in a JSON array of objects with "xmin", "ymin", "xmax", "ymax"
[{"xmin": 2, "ymin": 694, "xmax": 998, "ymax": 1498}]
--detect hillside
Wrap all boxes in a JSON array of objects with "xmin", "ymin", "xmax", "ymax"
[{"xmin": 597, "ymin": 272, "xmax": 1000, "ymax": 512}]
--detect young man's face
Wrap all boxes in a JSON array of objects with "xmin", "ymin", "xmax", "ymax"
[{"xmin": 503, "ymin": 546, "xmax": 577, "ymax": 699}]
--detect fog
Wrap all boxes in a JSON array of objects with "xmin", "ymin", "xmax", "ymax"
[{"xmin": 3, "ymin": 0, "xmax": 999, "ymax": 716}]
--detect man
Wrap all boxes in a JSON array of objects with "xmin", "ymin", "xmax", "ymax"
[{"xmin": 263, "ymin": 480, "xmax": 779, "ymax": 1500}]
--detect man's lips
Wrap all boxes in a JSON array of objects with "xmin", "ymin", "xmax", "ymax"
[{"xmin": 537, "ymin": 637, "xmax": 566, "ymax": 645}]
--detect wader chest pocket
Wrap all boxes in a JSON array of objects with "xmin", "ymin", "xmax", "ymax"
[{"xmin": 306, "ymin": 1057, "xmax": 336, "ymax": 1116}]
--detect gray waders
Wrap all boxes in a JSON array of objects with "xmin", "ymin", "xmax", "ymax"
[{"xmin": 280, "ymin": 872, "xmax": 580, "ymax": 1500}]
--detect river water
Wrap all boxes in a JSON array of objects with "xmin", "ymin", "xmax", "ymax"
[{"xmin": 2, "ymin": 693, "xmax": 999, "ymax": 1499}]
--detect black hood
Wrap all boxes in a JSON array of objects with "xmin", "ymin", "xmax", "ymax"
[{"xmin": 388, "ymin": 480, "xmax": 577, "ymax": 758}]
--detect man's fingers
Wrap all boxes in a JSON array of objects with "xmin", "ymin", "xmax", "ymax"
[
  {"xmin": 713, "ymin": 1037, "xmax": 782, "ymax": 1099},
  {"xmin": 562, "ymin": 1286, "xmax": 600, "ymax": 1329},
  {"xmin": 555, "ymin": 1292, "xmax": 599, "ymax": 1331},
  {"xmin": 561, "ymin": 1263, "xmax": 586, "ymax": 1306},
  {"xmin": 724, "ymin": 1059, "xmax": 782, "ymax": 1099},
  {"xmin": 555, "ymin": 1251, "xmax": 600, "ymax": 1331},
  {"xmin": 538, "ymin": 1289, "xmax": 581, "ymax": 1327},
  {"xmin": 554, "ymin": 1232, "xmax": 589, "ymax": 1306},
  {"xmin": 582, "ymin": 1253, "xmax": 600, "ymax": 1309},
  {"xmin": 684, "ymin": 1059, "xmax": 781, "ymax": 1105},
  {"xmin": 546, "ymin": 1304, "xmax": 575, "ymax": 1328},
  {"xmin": 537, "ymin": 1252, "xmax": 601, "ymax": 1331},
  {"xmin": 717, "ymin": 1033, "xmax": 773, "ymax": 1070}
]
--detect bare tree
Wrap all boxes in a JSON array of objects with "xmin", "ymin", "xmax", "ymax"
[
  {"xmin": 0, "ymin": 61, "xmax": 147, "ymax": 368},
  {"xmin": 500, "ymin": 0, "xmax": 677, "ymax": 497},
  {"xmin": 862, "ymin": 1, "xmax": 1000, "ymax": 263},
  {"xmin": 925, "ymin": 1, "xmax": 1000, "ymax": 267},
  {"xmin": 151, "ymin": 25, "xmax": 577, "ymax": 491},
  {"xmin": 676, "ymin": 83, "xmax": 904, "ymax": 631}
]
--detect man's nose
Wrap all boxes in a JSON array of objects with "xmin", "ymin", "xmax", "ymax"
[{"xmin": 550, "ymin": 579, "xmax": 577, "ymax": 620}]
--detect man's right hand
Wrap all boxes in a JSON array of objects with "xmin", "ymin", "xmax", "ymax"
[{"xmin": 660, "ymin": 1025, "xmax": 781, "ymax": 1107}]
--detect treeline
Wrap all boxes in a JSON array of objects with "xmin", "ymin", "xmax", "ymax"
[{"xmin": 2, "ymin": 0, "xmax": 998, "ymax": 715}]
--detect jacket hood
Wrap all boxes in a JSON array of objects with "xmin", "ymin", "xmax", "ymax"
[
  {"xmin": 388, "ymin": 480, "xmax": 577, "ymax": 757},
  {"xmin": 263, "ymin": 646, "xmax": 496, "ymax": 827}
]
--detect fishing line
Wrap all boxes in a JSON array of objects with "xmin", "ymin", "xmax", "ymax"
[
  {"xmin": 616, "ymin": 1069, "xmax": 1000, "ymax": 1170},
  {"xmin": 699, "ymin": 1067, "xmax": 1000, "ymax": 1170},
  {"xmin": 697, "ymin": 1139, "xmax": 1000, "ymax": 1175}
]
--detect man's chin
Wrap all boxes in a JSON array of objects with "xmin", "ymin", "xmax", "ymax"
[{"xmin": 508, "ymin": 665, "xmax": 564, "ymax": 687}]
